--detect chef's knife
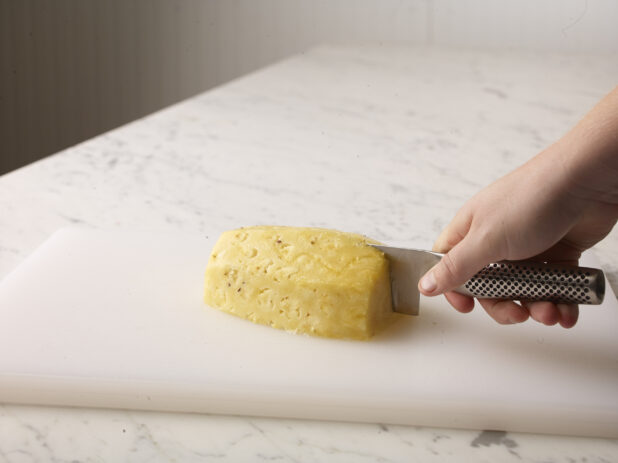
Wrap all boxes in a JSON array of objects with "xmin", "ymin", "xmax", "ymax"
[{"xmin": 372, "ymin": 245, "xmax": 605, "ymax": 316}]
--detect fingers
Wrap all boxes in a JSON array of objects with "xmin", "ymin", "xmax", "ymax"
[
  {"xmin": 443, "ymin": 294, "xmax": 580, "ymax": 328},
  {"xmin": 478, "ymin": 299, "xmax": 530, "ymax": 325},
  {"xmin": 556, "ymin": 303, "xmax": 579, "ymax": 328},
  {"xmin": 522, "ymin": 301, "xmax": 579, "ymax": 328},
  {"xmin": 525, "ymin": 301, "xmax": 560, "ymax": 326},
  {"xmin": 444, "ymin": 291, "xmax": 475, "ymax": 313},
  {"xmin": 479, "ymin": 300, "xmax": 579, "ymax": 328}
]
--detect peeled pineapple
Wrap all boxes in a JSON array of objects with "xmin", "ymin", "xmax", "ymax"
[{"xmin": 204, "ymin": 226, "xmax": 396, "ymax": 340}]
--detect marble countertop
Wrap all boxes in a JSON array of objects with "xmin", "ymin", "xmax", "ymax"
[{"xmin": 1, "ymin": 45, "xmax": 617, "ymax": 461}]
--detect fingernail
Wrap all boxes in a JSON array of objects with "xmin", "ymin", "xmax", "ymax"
[{"xmin": 420, "ymin": 272, "xmax": 437, "ymax": 293}]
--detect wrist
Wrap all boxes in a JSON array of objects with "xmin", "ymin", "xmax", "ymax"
[{"xmin": 551, "ymin": 87, "xmax": 618, "ymax": 206}]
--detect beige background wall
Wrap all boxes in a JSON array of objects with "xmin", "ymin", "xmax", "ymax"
[{"xmin": 1, "ymin": 0, "xmax": 617, "ymax": 175}]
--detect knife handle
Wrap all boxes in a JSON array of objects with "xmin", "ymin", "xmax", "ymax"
[{"xmin": 454, "ymin": 261, "xmax": 605, "ymax": 305}]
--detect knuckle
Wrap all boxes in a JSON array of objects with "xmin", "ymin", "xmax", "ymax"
[{"xmin": 476, "ymin": 228, "xmax": 499, "ymax": 252}]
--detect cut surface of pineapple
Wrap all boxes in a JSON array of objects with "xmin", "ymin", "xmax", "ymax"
[{"xmin": 204, "ymin": 226, "xmax": 397, "ymax": 340}]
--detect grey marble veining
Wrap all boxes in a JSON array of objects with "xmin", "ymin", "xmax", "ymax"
[
  {"xmin": 2, "ymin": 405, "xmax": 618, "ymax": 462},
  {"xmin": 1, "ymin": 45, "xmax": 617, "ymax": 461}
]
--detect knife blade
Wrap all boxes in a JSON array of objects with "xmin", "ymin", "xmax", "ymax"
[{"xmin": 372, "ymin": 245, "xmax": 606, "ymax": 316}]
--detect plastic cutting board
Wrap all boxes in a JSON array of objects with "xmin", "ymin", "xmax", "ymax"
[{"xmin": 0, "ymin": 228, "xmax": 617, "ymax": 437}]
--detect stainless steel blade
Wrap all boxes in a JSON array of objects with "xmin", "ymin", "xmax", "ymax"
[{"xmin": 372, "ymin": 245, "xmax": 441, "ymax": 316}]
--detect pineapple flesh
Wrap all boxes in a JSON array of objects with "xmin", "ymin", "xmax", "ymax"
[{"xmin": 204, "ymin": 226, "xmax": 396, "ymax": 340}]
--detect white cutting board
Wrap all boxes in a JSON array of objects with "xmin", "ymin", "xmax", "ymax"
[{"xmin": 0, "ymin": 228, "xmax": 617, "ymax": 438}]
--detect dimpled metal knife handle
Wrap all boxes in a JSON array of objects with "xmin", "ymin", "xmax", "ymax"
[{"xmin": 455, "ymin": 261, "xmax": 605, "ymax": 305}]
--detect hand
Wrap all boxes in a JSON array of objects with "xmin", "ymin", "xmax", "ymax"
[{"xmin": 418, "ymin": 87, "xmax": 618, "ymax": 328}]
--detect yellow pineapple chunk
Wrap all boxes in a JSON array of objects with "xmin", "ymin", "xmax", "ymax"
[{"xmin": 204, "ymin": 226, "xmax": 396, "ymax": 340}]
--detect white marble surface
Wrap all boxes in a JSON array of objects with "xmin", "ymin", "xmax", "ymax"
[{"xmin": 1, "ymin": 45, "xmax": 617, "ymax": 461}]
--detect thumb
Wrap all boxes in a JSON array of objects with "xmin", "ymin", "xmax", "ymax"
[
  {"xmin": 418, "ymin": 233, "xmax": 499, "ymax": 296},
  {"xmin": 432, "ymin": 204, "xmax": 474, "ymax": 253}
]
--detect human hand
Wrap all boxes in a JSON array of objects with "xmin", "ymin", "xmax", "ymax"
[{"xmin": 418, "ymin": 87, "xmax": 618, "ymax": 328}]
